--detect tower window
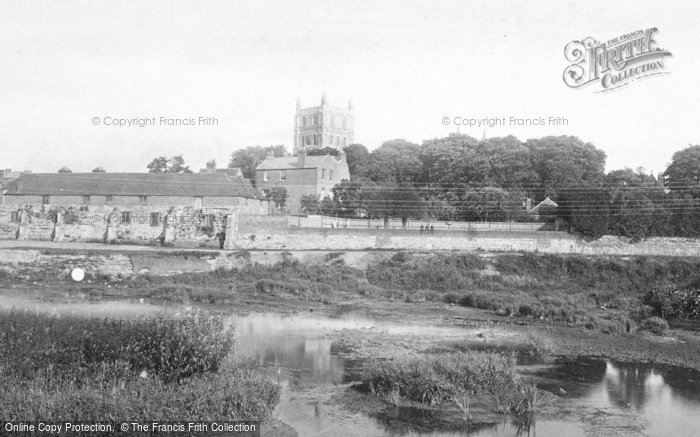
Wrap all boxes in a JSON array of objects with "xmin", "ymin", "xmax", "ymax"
[
  {"xmin": 314, "ymin": 115, "xmax": 319, "ymax": 125},
  {"xmin": 329, "ymin": 170, "xmax": 333, "ymax": 181},
  {"xmin": 321, "ymin": 169, "xmax": 325, "ymax": 181},
  {"xmin": 302, "ymin": 116, "xmax": 307, "ymax": 127}
]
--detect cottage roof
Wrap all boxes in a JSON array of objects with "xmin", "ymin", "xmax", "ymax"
[
  {"xmin": 528, "ymin": 196, "xmax": 559, "ymax": 214},
  {"xmin": 257, "ymin": 154, "xmax": 340, "ymax": 171},
  {"xmin": 3, "ymin": 172, "xmax": 264, "ymax": 199}
]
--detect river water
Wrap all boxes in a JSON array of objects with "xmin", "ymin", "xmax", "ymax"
[
  {"xmin": 2, "ymin": 292, "xmax": 699, "ymax": 436},
  {"xmin": 234, "ymin": 311, "xmax": 700, "ymax": 437}
]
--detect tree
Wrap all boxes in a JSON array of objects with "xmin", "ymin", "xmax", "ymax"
[
  {"xmin": 526, "ymin": 136, "xmax": 606, "ymax": 201},
  {"xmin": 229, "ymin": 145, "xmax": 288, "ymax": 182},
  {"xmin": 146, "ymin": 155, "xmax": 192, "ymax": 173},
  {"xmin": 605, "ymin": 168, "xmax": 671, "ymax": 240},
  {"xmin": 365, "ymin": 182, "xmax": 428, "ymax": 226},
  {"xmin": 332, "ymin": 179, "xmax": 373, "ymax": 217},
  {"xmin": 92, "ymin": 166, "xmax": 106, "ymax": 173},
  {"xmin": 361, "ymin": 139, "xmax": 422, "ymax": 183},
  {"xmin": 663, "ymin": 145, "xmax": 700, "ymax": 197},
  {"xmin": 557, "ymin": 184, "xmax": 610, "ymax": 239},
  {"xmin": 267, "ymin": 186, "xmax": 288, "ymax": 211},
  {"xmin": 343, "ymin": 144, "xmax": 370, "ymax": 177},
  {"xmin": 58, "ymin": 166, "xmax": 72, "ymax": 173}
]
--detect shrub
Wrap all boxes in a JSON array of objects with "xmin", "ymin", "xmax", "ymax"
[
  {"xmin": 639, "ymin": 316, "xmax": 670, "ymax": 335},
  {"xmin": 0, "ymin": 309, "xmax": 281, "ymax": 422}
]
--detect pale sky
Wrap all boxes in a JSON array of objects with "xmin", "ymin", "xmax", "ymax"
[{"xmin": 1, "ymin": 0, "xmax": 698, "ymax": 176}]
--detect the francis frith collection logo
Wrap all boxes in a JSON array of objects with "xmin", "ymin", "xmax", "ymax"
[{"xmin": 563, "ymin": 28, "xmax": 672, "ymax": 93}]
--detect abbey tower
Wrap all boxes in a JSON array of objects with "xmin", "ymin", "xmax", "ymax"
[{"xmin": 293, "ymin": 93, "xmax": 354, "ymax": 155}]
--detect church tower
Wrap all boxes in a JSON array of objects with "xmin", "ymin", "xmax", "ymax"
[{"xmin": 293, "ymin": 94, "xmax": 354, "ymax": 155}]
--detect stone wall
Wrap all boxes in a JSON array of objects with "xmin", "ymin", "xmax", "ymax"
[
  {"xmin": 0, "ymin": 205, "xmax": 235, "ymax": 248},
  {"xmin": 234, "ymin": 216, "xmax": 700, "ymax": 257},
  {"xmin": 0, "ymin": 208, "xmax": 18, "ymax": 240}
]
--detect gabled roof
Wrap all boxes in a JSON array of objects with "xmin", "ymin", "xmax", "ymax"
[
  {"xmin": 257, "ymin": 154, "xmax": 340, "ymax": 171},
  {"xmin": 4, "ymin": 172, "xmax": 264, "ymax": 199},
  {"xmin": 528, "ymin": 197, "xmax": 559, "ymax": 214}
]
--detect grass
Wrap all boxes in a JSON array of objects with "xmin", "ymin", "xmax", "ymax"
[
  {"xmin": 0, "ymin": 308, "xmax": 281, "ymax": 422},
  {"xmin": 3, "ymin": 251, "xmax": 699, "ymax": 334},
  {"xmin": 358, "ymin": 351, "xmax": 548, "ymax": 422}
]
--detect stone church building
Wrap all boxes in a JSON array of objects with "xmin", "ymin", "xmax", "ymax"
[
  {"xmin": 293, "ymin": 93, "xmax": 354, "ymax": 155},
  {"xmin": 257, "ymin": 94, "xmax": 352, "ymax": 214}
]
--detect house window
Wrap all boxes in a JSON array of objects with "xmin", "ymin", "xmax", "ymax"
[
  {"xmin": 306, "ymin": 135, "xmax": 311, "ymax": 145},
  {"xmin": 82, "ymin": 195, "xmax": 91, "ymax": 205},
  {"xmin": 150, "ymin": 212, "xmax": 161, "ymax": 227},
  {"xmin": 314, "ymin": 134, "xmax": 319, "ymax": 145},
  {"xmin": 263, "ymin": 171, "xmax": 269, "ymax": 182},
  {"xmin": 321, "ymin": 169, "xmax": 325, "ymax": 181},
  {"xmin": 41, "ymin": 195, "xmax": 50, "ymax": 205},
  {"xmin": 64, "ymin": 212, "xmax": 76, "ymax": 224},
  {"xmin": 121, "ymin": 211, "xmax": 132, "ymax": 224},
  {"xmin": 106, "ymin": 195, "xmax": 113, "ymax": 205},
  {"xmin": 329, "ymin": 170, "xmax": 333, "ymax": 181},
  {"xmin": 139, "ymin": 196, "xmax": 147, "ymax": 206},
  {"xmin": 10, "ymin": 211, "xmax": 20, "ymax": 223},
  {"xmin": 280, "ymin": 170, "xmax": 286, "ymax": 181}
]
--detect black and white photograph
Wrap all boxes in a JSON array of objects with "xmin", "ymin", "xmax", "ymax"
[{"xmin": 1, "ymin": 1, "xmax": 699, "ymax": 436}]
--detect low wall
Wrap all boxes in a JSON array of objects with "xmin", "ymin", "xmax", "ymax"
[
  {"xmin": 0, "ymin": 205, "xmax": 235, "ymax": 248},
  {"xmin": 235, "ymin": 219, "xmax": 700, "ymax": 257}
]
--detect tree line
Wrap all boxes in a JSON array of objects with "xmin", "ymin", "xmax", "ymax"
[{"xmin": 150, "ymin": 136, "xmax": 700, "ymax": 240}]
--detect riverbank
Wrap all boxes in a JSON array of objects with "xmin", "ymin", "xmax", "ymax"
[{"xmin": 1, "ymin": 250, "xmax": 700, "ymax": 436}]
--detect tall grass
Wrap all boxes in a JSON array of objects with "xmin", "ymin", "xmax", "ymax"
[
  {"xmin": 0, "ymin": 309, "xmax": 281, "ymax": 421},
  {"xmin": 359, "ymin": 352, "xmax": 546, "ymax": 422}
]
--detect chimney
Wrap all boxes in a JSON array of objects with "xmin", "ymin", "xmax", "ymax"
[
  {"xmin": 298, "ymin": 149, "xmax": 306, "ymax": 168},
  {"xmin": 206, "ymin": 160, "xmax": 216, "ymax": 173}
]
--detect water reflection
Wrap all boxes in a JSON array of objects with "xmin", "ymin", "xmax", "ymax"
[
  {"xmin": 524, "ymin": 358, "xmax": 700, "ymax": 437},
  {"xmin": 236, "ymin": 312, "xmax": 700, "ymax": 437}
]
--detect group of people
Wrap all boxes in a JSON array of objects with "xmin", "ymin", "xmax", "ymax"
[{"xmin": 419, "ymin": 224, "xmax": 434, "ymax": 234}]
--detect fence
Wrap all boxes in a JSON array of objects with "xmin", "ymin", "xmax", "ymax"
[{"xmin": 287, "ymin": 215, "xmax": 560, "ymax": 232}]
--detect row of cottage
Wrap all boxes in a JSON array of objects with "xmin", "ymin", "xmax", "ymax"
[{"xmin": 0, "ymin": 149, "xmax": 350, "ymax": 216}]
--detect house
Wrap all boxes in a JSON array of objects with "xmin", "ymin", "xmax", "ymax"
[
  {"xmin": 2, "ymin": 172, "xmax": 267, "ymax": 213},
  {"xmin": 256, "ymin": 149, "xmax": 350, "ymax": 213},
  {"xmin": 528, "ymin": 196, "xmax": 563, "ymax": 230}
]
